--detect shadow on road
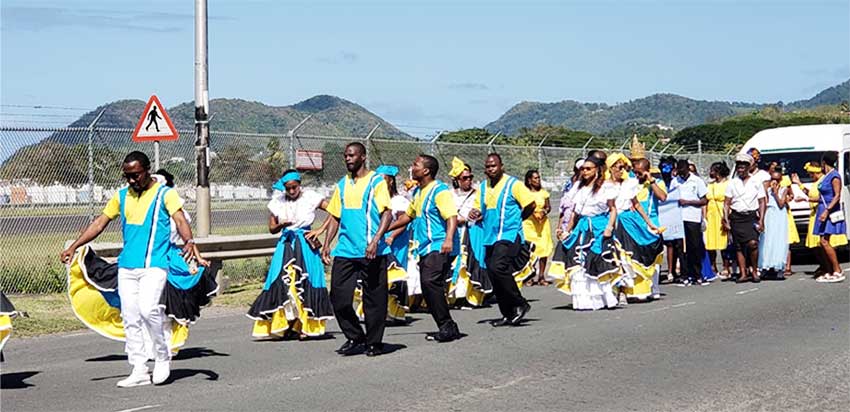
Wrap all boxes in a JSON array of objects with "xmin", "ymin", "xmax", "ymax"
[
  {"xmin": 173, "ymin": 347, "xmax": 230, "ymax": 361},
  {"xmin": 85, "ymin": 354, "xmax": 126, "ymax": 362},
  {"xmin": 168, "ymin": 368, "xmax": 219, "ymax": 383},
  {"xmin": 1, "ymin": 371, "xmax": 39, "ymax": 389}
]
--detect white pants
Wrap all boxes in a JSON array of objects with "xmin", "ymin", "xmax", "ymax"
[{"xmin": 118, "ymin": 267, "xmax": 170, "ymax": 367}]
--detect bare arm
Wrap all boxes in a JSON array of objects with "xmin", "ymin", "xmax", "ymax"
[
  {"xmin": 520, "ymin": 203, "xmax": 536, "ymax": 221},
  {"xmin": 722, "ymin": 197, "xmax": 732, "ymax": 232},
  {"xmin": 387, "ymin": 212, "xmax": 413, "ymax": 234},
  {"xmin": 757, "ymin": 197, "xmax": 767, "ymax": 233},
  {"xmin": 631, "ymin": 198, "xmax": 657, "ymax": 230},
  {"xmin": 172, "ymin": 209, "xmax": 208, "ymax": 266},
  {"xmin": 441, "ymin": 216, "xmax": 458, "ymax": 254},
  {"xmin": 365, "ymin": 210, "xmax": 393, "ymax": 260},
  {"xmin": 650, "ymin": 180, "xmax": 667, "ymax": 201},
  {"xmin": 604, "ymin": 200, "xmax": 617, "ymax": 237},
  {"xmin": 321, "ymin": 216, "xmax": 340, "ymax": 265},
  {"xmin": 268, "ymin": 214, "xmax": 288, "ymax": 234},
  {"xmin": 60, "ymin": 214, "xmax": 111, "ymax": 263}
]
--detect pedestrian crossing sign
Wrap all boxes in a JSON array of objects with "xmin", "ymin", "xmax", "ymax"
[{"xmin": 132, "ymin": 95, "xmax": 179, "ymax": 142}]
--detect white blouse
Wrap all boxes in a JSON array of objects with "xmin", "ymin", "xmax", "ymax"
[
  {"xmin": 267, "ymin": 189, "xmax": 325, "ymax": 230},
  {"xmin": 613, "ymin": 178, "xmax": 640, "ymax": 212},
  {"xmin": 453, "ymin": 188, "xmax": 477, "ymax": 220},
  {"xmin": 571, "ymin": 181, "xmax": 617, "ymax": 217}
]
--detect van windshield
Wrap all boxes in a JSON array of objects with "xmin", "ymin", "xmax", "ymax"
[{"xmin": 759, "ymin": 151, "xmax": 826, "ymax": 183}]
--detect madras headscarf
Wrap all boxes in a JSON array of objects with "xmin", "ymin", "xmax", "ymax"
[
  {"xmin": 375, "ymin": 165, "xmax": 399, "ymax": 176},
  {"xmin": 448, "ymin": 157, "xmax": 469, "ymax": 178},
  {"xmin": 804, "ymin": 162, "xmax": 823, "ymax": 174},
  {"xmin": 272, "ymin": 170, "xmax": 301, "ymax": 191}
]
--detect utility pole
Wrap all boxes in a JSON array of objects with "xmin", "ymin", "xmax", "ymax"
[
  {"xmin": 194, "ymin": 0, "xmax": 211, "ymax": 237},
  {"xmin": 287, "ymin": 114, "xmax": 313, "ymax": 169},
  {"xmin": 364, "ymin": 124, "xmax": 380, "ymax": 169}
]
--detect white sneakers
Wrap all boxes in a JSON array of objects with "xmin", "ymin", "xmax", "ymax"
[
  {"xmin": 152, "ymin": 360, "xmax": 170, "ymax": 385},
  {"xmin": 117, "ymin": 366, "xmax": 151, "ymax": 388},
  {"xmin": 117, "ymin": 361, "xmax": 170, "ymax": 388}
]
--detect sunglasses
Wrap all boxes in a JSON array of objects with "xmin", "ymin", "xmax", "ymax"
[
  {"xmin": 123, "ymin": 171, "xmax": 146, "ymax": 181},
  {"xmin": 458, "ymin": 175, "xmax": 474, "ymax": 181}
]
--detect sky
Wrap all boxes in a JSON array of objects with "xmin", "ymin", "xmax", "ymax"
[{"xmin": 1, "ymin": 0, "xmax": 848, "ymax": 137}]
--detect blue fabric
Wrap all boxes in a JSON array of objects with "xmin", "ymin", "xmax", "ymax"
[
  {"xmin": 332, "ymin": 173, "xmax": 391, "ymax": 258},
  {"xmin": 701, "ymin": 251, "xmax": 717, "ymax": 281},
  {"xmin": 562, "ymin": 214, "xmax": 609, "ymax": 254},
  {"xmin": 814, "ymin": 169, "xmax": 846, "ymax": 236},
  {"xmin": 100, "ymin": 290, "xmax": 121, "ymax": 309},
  {"xmin": 467, "ymin": 221, "xmax": 487, "ymax": 270},
  {"xmin": 479, "ymin": 176, "xmax": 525, "ymax": 247},
  {"xmin": 388, "ymin": 228, "xmax": 411, "ymax": 269},
  {"xmin": 117, "ymin": 184, "xmax": 172, "ymax": 270},
  {"xmin": 166, "ymin": 246, "xmax": 207, "ymax": 290},
  {"xmin": 272, "ymin": 171, "xmax": 301, "ymax": 191},
  {"xmin": 617, "ymin": 210, "xmax": 660, "ymax": 246},
  {"xmin": 410, "ymin": 181, "xmax": 460, "ymax": 257},
  {"xmin": 639, "ymin": 178, "xmax": 663, "ymax": 226},
  {"xmin": 450, "ymin": 226, "xmax": 466, "ymax": 284},
  {"xmin": 758, "ymin": 190, "xmax": 789, "ymax": 271},
  {"xmin": 262, "ymin": 228, "xmax": 326, "ymax": 291},
  {"xmin": 375, "ymin": 165, "xmax": 399, "ymax": 176},
  {"xmin": 658, "ymin": 183, "xmax": 684, "ymax": 240}
]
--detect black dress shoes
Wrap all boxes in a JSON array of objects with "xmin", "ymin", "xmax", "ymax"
[
  {"xmin": 365, "ymin": 344, "xmax": 384, "ymax": 357},
  {"xmin": 336, "ymin": 339, "xmax": 364, "ymax": 356}
]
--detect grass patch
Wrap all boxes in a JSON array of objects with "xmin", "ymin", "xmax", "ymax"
[{"xmin": 8, "ymin": 293, "xmax": 83, "ymax": 338}]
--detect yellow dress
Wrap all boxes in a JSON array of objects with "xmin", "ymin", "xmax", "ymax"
[
  {"xmin": 780, "ymin": 176, "xmax": 800, "ymax": 244},
  {"xmin": 522, "ymin": 189, "xmax": 553, "ymax": 258},
  {"xmin": 705, "ymin": 181, "xmax": 728, "ymax": 251},
  {"xmin": 805, "ymin": 177, "xmax": 848, "ymax": 248}
]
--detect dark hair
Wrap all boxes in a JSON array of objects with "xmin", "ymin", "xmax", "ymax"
[
  {"xmin": 385, "ymin": 174, "xmax": 398, "ymax": 197},
  {"xmin": 821, "ymin": 151, "xmax": 838, "ymax": 168},
  {"xmin": 155, "ymin": 168, "xmax": 175, "ymax": 187},
  {"xmin": 710, "ymin": 162, "xmax": 730, "ymax": 178},
  {"xmin": 524, "ymin": 169, "xmax": 539, "ymax": 189},
  {"xmin": 418, "ymin": 154, "xmax": 439, "ymax": 178},
  {"xmin": 676, "ymin": 159, "xmax": 690, "ymax": 170},
  {"xmin": 346, "ymin": 141, "xmax": 367, "ymax": 156},
  {"xmin": 579, "ymin": 157, "xmax": 605, "ymax": 193},
  {"xmin": 487, "ymin": 153, "xmax": 503, "ymax": 165},
  {"xmin": 633, "ymin": 158, "xmax": 650, "ymax": 171},
  {"xmin": 124, "ymin": 151, "xmax": 151, "ymax": 170},
  {"xmin": 587, "ymin": 149, "xmax": 607, "ymax": 160}
]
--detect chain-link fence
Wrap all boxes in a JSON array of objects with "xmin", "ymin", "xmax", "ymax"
[{"xmin": 0, "ymin": 126, "xmax": 731, "ymax": 293}]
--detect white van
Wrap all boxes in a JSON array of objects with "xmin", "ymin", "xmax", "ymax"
[{"xmin": 739, "ymin": 124, "xmax": 850, "ymax": 240}]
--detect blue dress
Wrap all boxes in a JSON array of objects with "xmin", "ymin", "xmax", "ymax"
[
  {"xmin": 814, "ymin": 169, "xmax": 846, "ymax": 236},
  {"xmin": 759, "ymin": 188, "xmax": 789, "ymax": 271}
]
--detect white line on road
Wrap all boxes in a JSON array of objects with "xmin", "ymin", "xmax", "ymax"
[
  {"xmin": 736, "ymin": 288, "xmax": 759, "ymax": 295},
  {"xmin": 671, "ymin": 301, "xmax": 697, "ymax": 308},
  {"xmin": 114, "ymin": 405, "xmax": 161, "ymax": 412}
]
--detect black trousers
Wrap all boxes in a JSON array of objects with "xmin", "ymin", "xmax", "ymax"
[
  {"xmin": 683, "ymin": 221, "xmax": 705, "ymax": 281},
  {"xmin": 330, "ymin": 256, "xmax": 388, "ymax": 346},
  {"xmin": 419, "ymin": 251, "xmax": 454, "ymax": 329},
  {"xmin": 485, "ymin": 240, "xmax": 527, "ymax": 319}
]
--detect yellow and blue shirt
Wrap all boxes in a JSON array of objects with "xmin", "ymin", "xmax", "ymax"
[
  {"xmin": 473, "ymin": 174, "xmax": 534, "ymax": 246},
  {"xmin": 326, "ymin": 171, "xmax": 392, "ymax": 258},
  {"xmin": 103, "ymin": 182, "xmax": 183, "ymax": 270},
  {"xmin": 406, "ymin": 180, "xmax": 460, "ymax": 257},
  {"xmin": 635, "ymin": 178, "xmax": 667, "ymax": 227}
]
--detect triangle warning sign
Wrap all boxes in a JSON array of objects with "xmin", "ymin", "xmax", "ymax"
[{"xmin": 132, "ymin": 95, "xmax": 179, "ymax": 142}]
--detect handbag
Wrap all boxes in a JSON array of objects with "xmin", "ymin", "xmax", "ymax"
[{"xmin": 821, "ymin": 196, "xmax": 845, "ymax": 224}]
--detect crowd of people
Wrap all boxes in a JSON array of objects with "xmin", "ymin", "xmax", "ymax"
[{"xmin": 0, "ymin": 138, "xmax": 841, "ymax": 388}]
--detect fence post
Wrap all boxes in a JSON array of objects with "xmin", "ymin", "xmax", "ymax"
[
  {"xmin": 364, "ymin": 124, "xmax": 380, "ymax": 169},
  {"xmin": 537, "ymin": 136, "xmax": 548, "ymax": 175},
  {"xmin": 487, "ymin": 132, "xmax": 501, "ymax": 153},
  {"xmin": 87, "ymin": 110, "xmax": 106, "ymax": 222},
  {"xmin": 697, "ymin": 140, "xmax": 702, "ymax": 175},
  {"xmin": 430, "ymin": 131, "xmax": 443, "ymax": 157},
  {"xmin": 287, "ymin": 114, "xmax": 313, "ymax": 169}
]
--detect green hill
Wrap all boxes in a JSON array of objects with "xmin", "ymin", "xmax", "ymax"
[{"xmin": 485, "ymin": 79, "xmax": 849, "ymax": 135}]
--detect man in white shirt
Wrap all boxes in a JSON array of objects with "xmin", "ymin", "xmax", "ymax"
[
  {"xmin": 723, "ymin": 153, "xmax": 767, "ymax": 283},
  {"xmin": 747, "ymin": 148, "xmax": 771, "ymax": 188},
  {"xmin": 671, "ymin": 159, "xmax": 708, "ymax": 285}
]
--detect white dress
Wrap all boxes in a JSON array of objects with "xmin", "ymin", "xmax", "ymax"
[{"xmin": 570, "ymin": 181, "xmax": 620, "ymax": 310}]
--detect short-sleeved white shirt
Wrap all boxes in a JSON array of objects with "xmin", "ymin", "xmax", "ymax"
[
  {"xmin": 751, "ymin": 169, "xmax": 771, "ymax": 186},
  {"xmin": 453, "ymin": 188, "xmax": 477, "ymax": 221},
  {"xmin": 572, "ymin": 181, "xmax": 617, "ymax": 217},
  {"xmin": 725, "ymin": 176, "xmax": 766, "ymax": 213},
  {"xmin": 671, "ymin": 174, "xmax": 708, "ymax": 223},
  {"xmin": 267, "ymin": 189, "xmax": 324, "ymax": 230},
  {"xmin": 613, "ymin": 178, "xmax": 640, "ymax": 212}
]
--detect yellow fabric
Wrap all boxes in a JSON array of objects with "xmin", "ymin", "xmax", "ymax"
[
  {"xmin": 355, "ymin": 261, "xmax": 409, "ymax": 321},
  {"xmin": 705, "ymin": 180, "xmax": 729, "ymax": 250},
  {"xmin": 325, "ymin": 171, "xmax": 390, "ymax": 219},
  {"xmin": 67, "ymin": 246, "xmax": 125, "ymax": 341},
  {"xmin": 787, "ymin": 209, "xmax": 800, "ymax": 244},
  {"xmin": 0, "ymin": 315, "xmax": 11, "ymax": 352},
  {"xmin": 547, "ymin": 263, "xmax": 577, "ymax": 295},
  {"xmin": 103, "ymin": 182, "xmax": 183, "ymax": 224},
  {"xmin": 251, "ymin": 263, "xmax": 327, "ymax": 338},
  {"xmin": 522, "ymin": 189, "xmax": 553, "ymax": 257},
  {"xmin": 780, "ymin": 176, "xmax": 791, "ymax": 188},
  {"xmin": 473, "ymin": 174, "xmax": 534, "ymax": 210},
  {"xmin": 635, "ymin": 179, "xmax": 667, "ymax": 203},
  {"xmin": 448, "ymin": 157, "xmax": 467, "ymax": 178},
  {"xmin": 406, "ymin": 180, "xmax": 458, "ymax": 220},
  {"xmin": 170, "ymin": 323, "xmax": 189, "ymax": 355},
  {"xmin": 605, "ymin": 153, "xmax": 631, "ymax": 169},
  {"xmin": 805, "ymin": 176, "xmax": 848, "ymax": 248},
  {"xmin": 804, "ymin": 162, "xmax": 822, "ymax": 174}
]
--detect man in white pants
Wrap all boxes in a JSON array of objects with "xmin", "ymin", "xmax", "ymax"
[{"xmin": 61, "ymin": 151, "xmax": 206, "ymax": 388}]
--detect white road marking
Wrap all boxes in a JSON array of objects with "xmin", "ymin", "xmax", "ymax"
[
  {"xmin": 736, "ymin": 288, "xmax": 759, "ymax": 295},
  {"xmin": 114, "ymin": 405, "xmax": 161, "ymax": 412},
  {"xmin": 671, "ymin": 301, "xmax": 696, "ymax": 308}
]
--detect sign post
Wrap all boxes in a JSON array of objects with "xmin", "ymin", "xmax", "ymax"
[{"xmin": 131, "ymin": 95, "xmax": 179, "ymax": 171}]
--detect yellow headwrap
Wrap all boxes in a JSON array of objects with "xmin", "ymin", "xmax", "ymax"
[
  {"xmin": 449, "ymin": 157, "xmax": 468, "ymax": 178},
  {"xmin": 605, "ymin": 152, "xmax": 631, "ymax": 169},
  {"xmin": 804, "ymin": 162, "xmax": 822, "ymax": 174}
]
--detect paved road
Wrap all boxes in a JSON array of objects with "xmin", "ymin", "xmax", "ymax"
[
  {"xmin": 2, "ymin": 266, "xmax": 848, "ymax": 412},
  {"xmin": 0, "ymin": 209, "xmax": 269, "ymax": 236}
]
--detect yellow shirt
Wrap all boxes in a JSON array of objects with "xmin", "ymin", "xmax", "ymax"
[
  {"xmin": 103, "ymin": 182, "xmax": 183, "ymax": 225},
  {"xmin": 406, "ymin": 180, "xmax": 457, "ymax": 220},
  {"xmin": 473, "ymin": 174, "xmax": 534, "ymax": 210},
  {"xmin": 326, "ymin": 171, "xmax": 391, "ymax": 218}
]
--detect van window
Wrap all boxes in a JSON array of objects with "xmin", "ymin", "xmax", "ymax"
[{"xmin": 760, "ymin": 151, "xmax": 826, "ymax": 183}]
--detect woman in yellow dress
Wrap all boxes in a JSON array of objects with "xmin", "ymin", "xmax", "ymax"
[
  {"xmin": 705, "ymin": 162, "xmax": 732, "ymax": 278},
  {"xmin": 523, "ymin": 169, "xmax": 553, "ymax": 286},
  {"xmin": 791, "ymin": 162, "xmax": 848, "ymax": 276}
]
